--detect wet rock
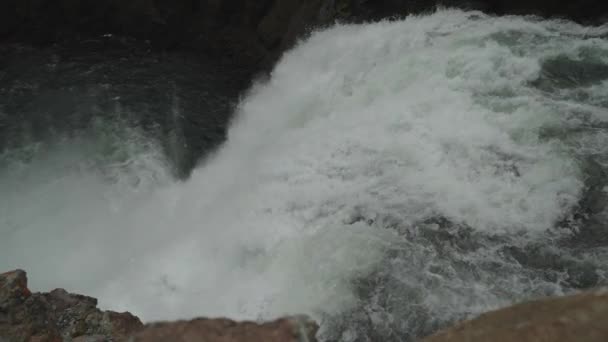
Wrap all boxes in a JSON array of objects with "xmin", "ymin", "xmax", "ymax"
[
  {"xmin": 0, "ymin": 270, "xmax": 319, "ymax": 342},
  {"xmin": 0, "ymin": 270, "xmax": 143, "ymax": 342},
  {"xmin": 131, "ymin": 316, "xmax": 319, "ymax": 342},
  {"xmin": 2, "ymin": 1, "xmax": 607, "ymax": 70},
  {"xmin": 421, "ymin": 288, "xmax": 608, "ymax": 342}
]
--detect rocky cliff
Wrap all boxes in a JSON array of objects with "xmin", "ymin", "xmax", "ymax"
[
  {"xmin": 0, "ymin": 270, "xmax": 318, "ymax": 342},
  {"xmin": 1, "ymin": 1, "xmax": 607, "ymax": 69}
]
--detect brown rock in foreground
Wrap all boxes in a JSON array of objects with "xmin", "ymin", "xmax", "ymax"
[
  {"xmin": 8, "ymin": 268, "xmax": 608, "ymax": 342},
  {"xmin": 0, "ymin": 270, "xmax": 319, "ymax": 342},
  {"xmin": 422, "ymin": 288, "xmax": 608, "ymax": 342},
  {"xmin": 0, "ymin": 270, "xmax": 144, "ymax": 341},
  {"xmin": 132, "ymin": 316, "xmax": 318, "ymax": 342}
]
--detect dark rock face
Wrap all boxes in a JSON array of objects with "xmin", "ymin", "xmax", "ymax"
[
  {"xmin": 2, "ymin": 1, "xmax": 607, "ymax": 69},
  {"xmin": 0, "ymin": 0, "xmax": 329, "ymax": 68},
  {"xmin": 0, "ymin": 270, "xmax": 319, "ymax": 342},
  {"xmin": 345, "ymin": 0, "xmax": 608, "ymax": 23},
  {"xmin": 0, "ymin": 270, "xmax": 144, "ymax": 342}
]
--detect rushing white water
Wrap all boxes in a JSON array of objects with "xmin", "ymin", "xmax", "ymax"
[{"xmin": 2, "ymin": 9, "xmax": 608, "ymax": 341}]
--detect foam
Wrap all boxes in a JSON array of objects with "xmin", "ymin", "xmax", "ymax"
[{"xmin": 1, "ymin": 8, "xmax": 607, "ymax": 339}]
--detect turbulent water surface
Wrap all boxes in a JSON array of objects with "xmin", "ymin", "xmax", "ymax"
[{"xmin": 2, "ymin": 9, "xmax": 608, "ymax": 341}]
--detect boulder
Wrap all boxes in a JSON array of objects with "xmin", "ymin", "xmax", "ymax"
[
  {"xmin": 0, "ymin": 270, "xmax": 319, "ymax": 342},
  {"xmin": 422, "ymin": 288, "xmax": 608, "ymax": 342},
  {"xmin": 0, "ymin": 269, "xmax": 144, "ymax": 341}
]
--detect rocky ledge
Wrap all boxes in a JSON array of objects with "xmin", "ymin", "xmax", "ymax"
[
  {"xmin": 422, "ymin": 287, "xmax": 608, "ymax": 342},
  {"xmin": 2, "ymin": 269, "xmax": 608, "ymax": 342},
  {"xmin": 0, "ymin": 270, "xmax": 318, "ymax": 342}
]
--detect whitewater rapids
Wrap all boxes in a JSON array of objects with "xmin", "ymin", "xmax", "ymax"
[{"xmin": 2, "ymin": 9, "xmax": 608, "ymax": 341}]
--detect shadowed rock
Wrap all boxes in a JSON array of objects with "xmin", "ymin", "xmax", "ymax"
[{"xmin": 2, "ymin": 1, "xmax": 607, "ymax": 70}]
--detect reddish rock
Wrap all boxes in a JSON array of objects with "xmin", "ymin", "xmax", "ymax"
[
  {"xmin": 27, "ymin": 334, "xmax": 62, "ymax": 342},
  {"xmin": 0, "ymin": 270, "xmax": 143, "ymax": 342},
  {"xmin": 132, "ymin": 316, "xmax": 319, "ymax": 342},
  {"xmin": 104, "ymin": 311, "xmax": 144, "ymax": 337},
  {"xmin": 71, "ymin": 335, "xmax": 108, "ymax": 342},
  {"xmin": 0, "ymin": 270, "xmax": 31, "ymax": 304},
  {"xmin": 1, "ymin": 270, "xmax": 319, "ymax": 342},
  {"xmin": 422, "ymin": 288, "xmax": 608, "ymax": 342},
  {"xmin": 7, "ymin": 268, "xmax": 608, "ymax": 342}
]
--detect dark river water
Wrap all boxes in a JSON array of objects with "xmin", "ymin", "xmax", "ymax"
[{"xmin": 0, "ymin": 37, "xmax": 251, "ymax": 178}]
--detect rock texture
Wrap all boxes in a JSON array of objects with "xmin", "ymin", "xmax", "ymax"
[
  {"xmin": 131, "ymin": 316, "xmax": 318, "ymax": 342},
  {"xmin": 0, "ymin": 270, "xmax": 144, "ymax": 342},
  {"xmin": 4, "ymin": 269, "xmax": 608, "ymax": 342},
  {"xmin": 0, "ymin": 270, "xmax": 319, "ymax": 342},
  {"xmin": 1, "ymin": 1, "xmax": 607, "ymax": 69},
  {"xmin": 422, "ymin": 288, "xmax": 608, "ymax": 342}
]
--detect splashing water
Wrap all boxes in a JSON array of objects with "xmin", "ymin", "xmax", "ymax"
[{"xmin": 1, "ymin": 9, "xmax": 608, "ymax": 341}]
